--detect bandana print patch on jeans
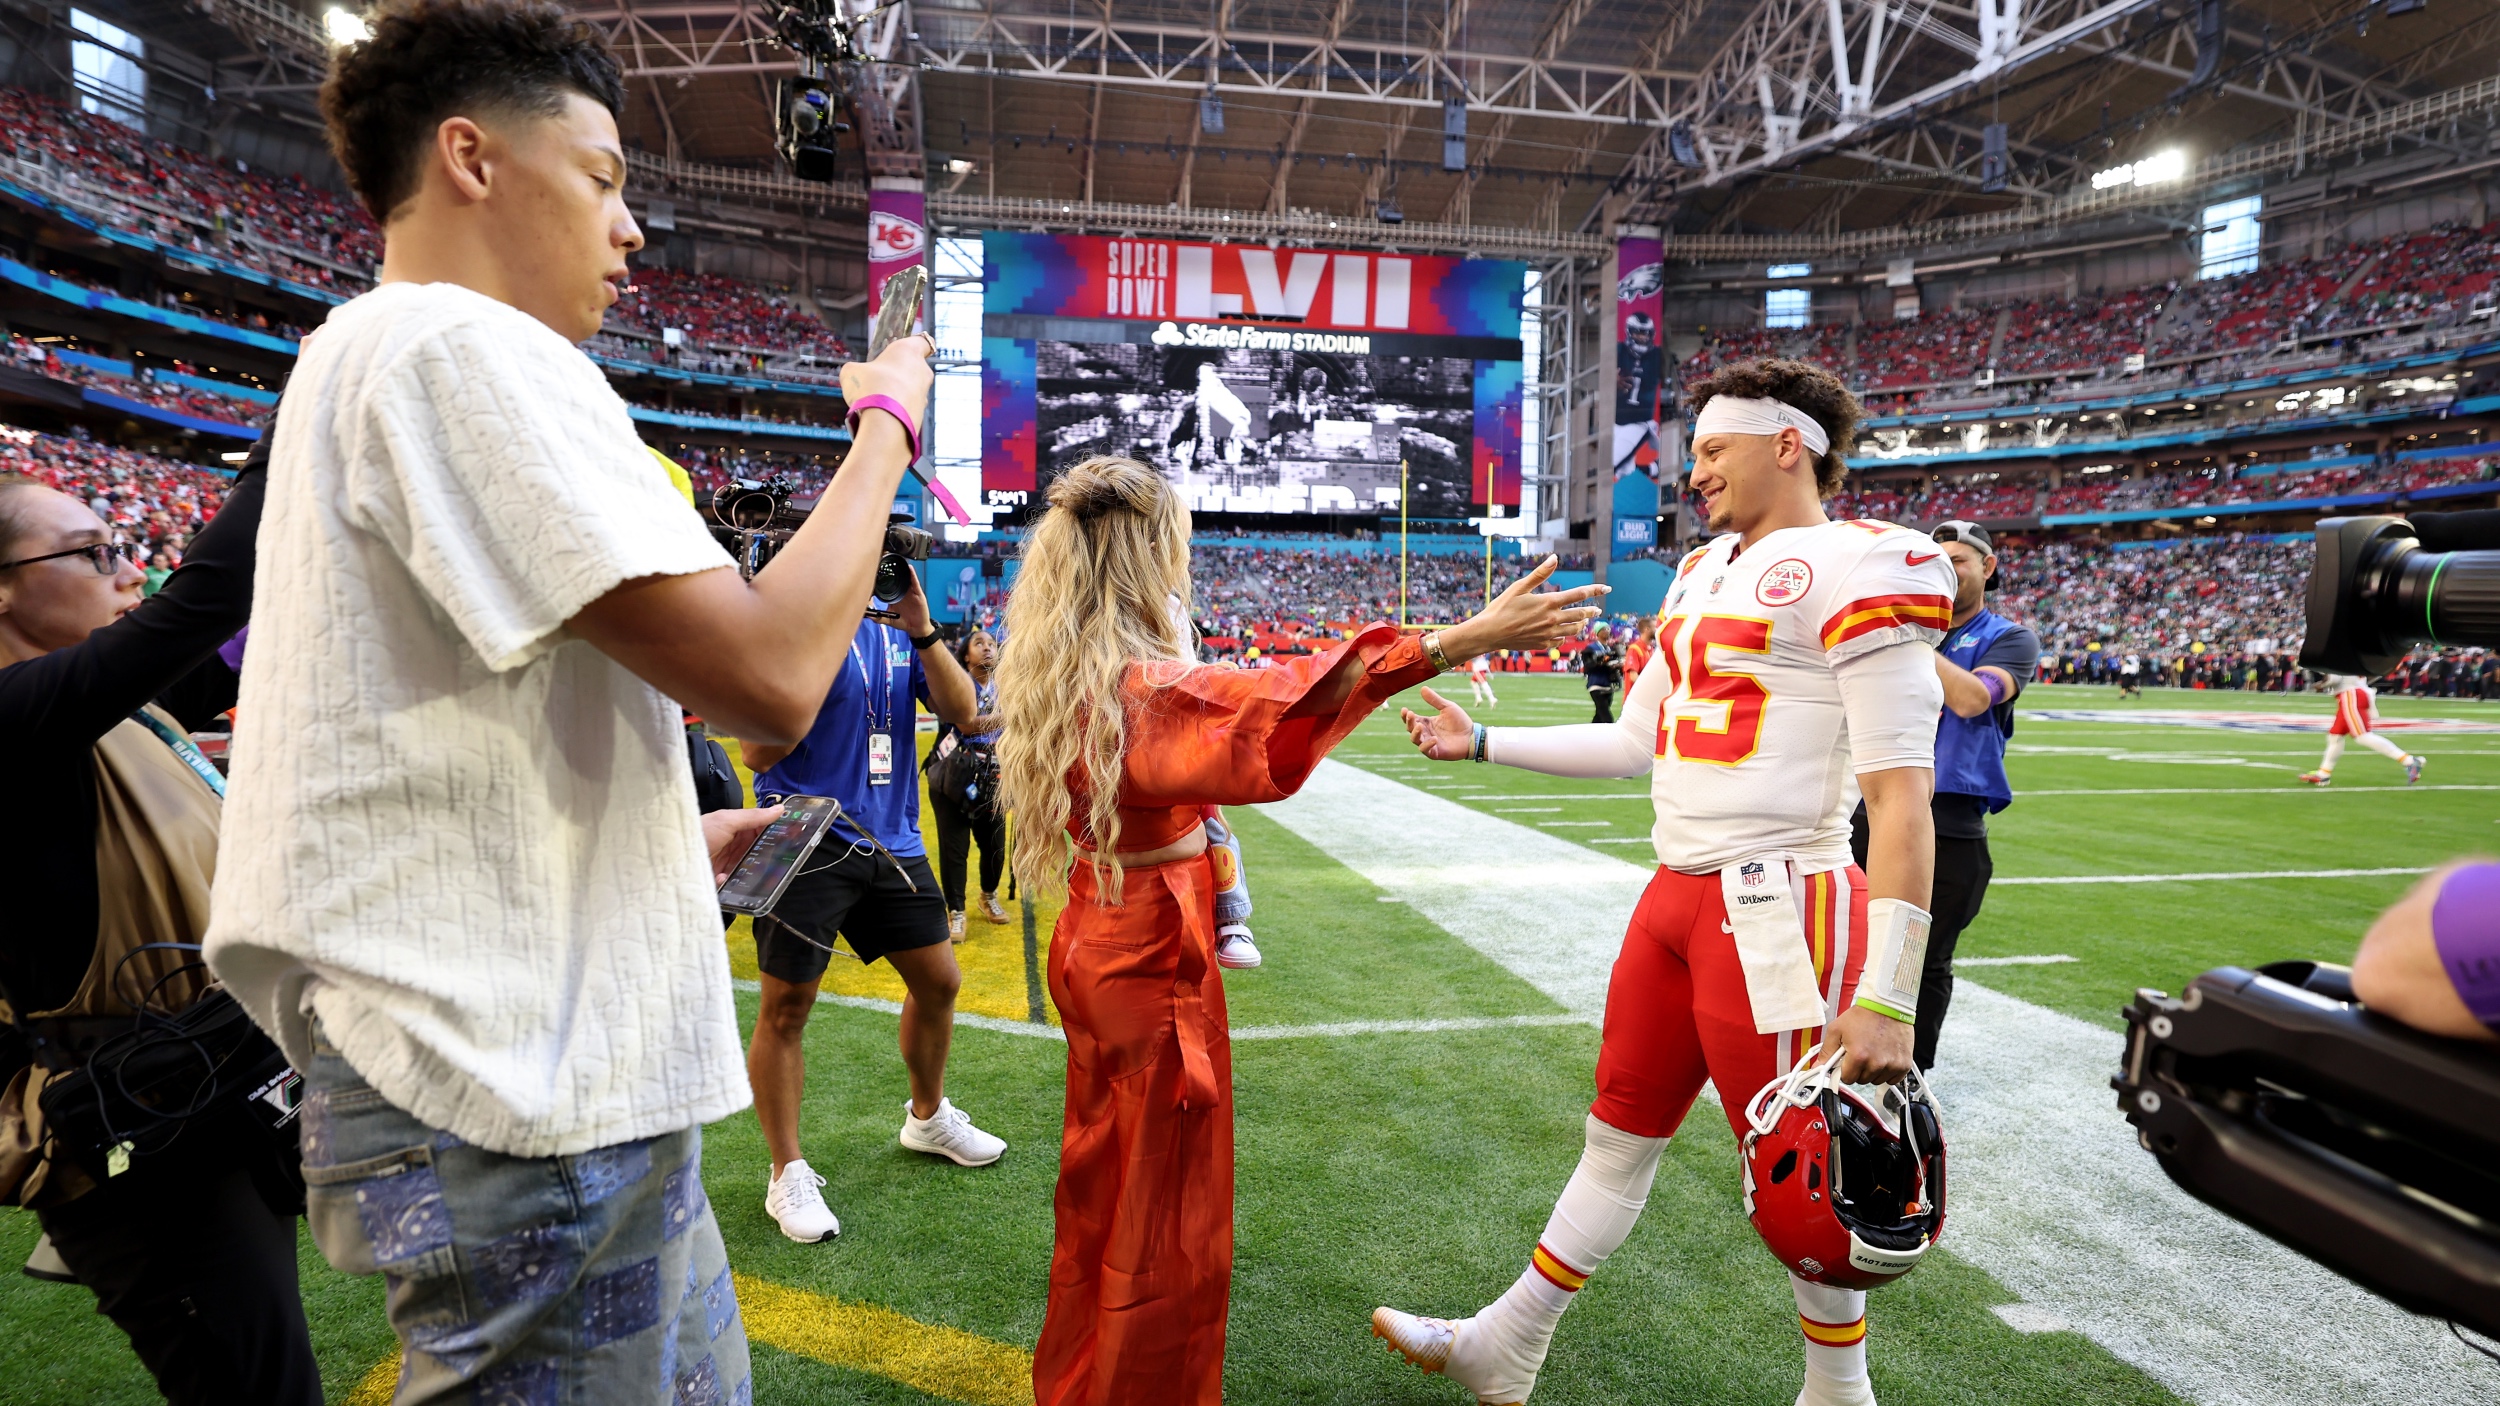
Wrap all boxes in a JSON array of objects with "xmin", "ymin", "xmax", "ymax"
[
  {"xmin": 662, "ymin": 1151, "xmax": 707, "ymax": 1241},
  {"xmin": 581, "ymin": 1257, "xmax": 665, "ymax": 1348},
  {"xmin": 472, "ymin": 1223, "xmax": 583, "ymax": 1308},
  {"xmin": 355, "ymin": 1166, "xmax": 453, "ymax": 1265}
]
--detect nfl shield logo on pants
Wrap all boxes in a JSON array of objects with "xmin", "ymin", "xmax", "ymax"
[{"xmin": 1740, "ymin": 861, "xmax": 1766, "ymax": 889}]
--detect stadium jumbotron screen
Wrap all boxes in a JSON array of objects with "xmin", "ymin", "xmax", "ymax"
[{"xmin": 981, "ymin": 232, "xmax": 1526, "ymax": 519}]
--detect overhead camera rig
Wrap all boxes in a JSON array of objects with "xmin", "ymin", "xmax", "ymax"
[{"xmin": 768, "ymin": 0, "xmax": 921, "ymax": 185}]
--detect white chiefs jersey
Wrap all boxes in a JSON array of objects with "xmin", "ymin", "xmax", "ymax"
[{"xmin": 1622, "ymin": 520, "xmax": 1956, "ymax": 874}]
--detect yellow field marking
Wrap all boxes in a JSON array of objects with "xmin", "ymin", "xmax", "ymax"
[
  {"xmin": 338, "ymin": 1277, "xmax": 1033, "ymax": 1406},
  {"xmin": 736, "ymin": 1272, "xmax": 1035, "ymax": 1404},
  {"xmin": 721, "ymin": 731, "xmax": 1061, "ymax": 1026},
  {"xmin": 346, "ymin": 1351, "xmax": 398, "ymax": 1405}
]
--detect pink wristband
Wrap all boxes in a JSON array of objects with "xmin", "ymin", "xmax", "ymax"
[{"xmin": 847, "ymin": 394, "xmax": 922, "ymax": 462}]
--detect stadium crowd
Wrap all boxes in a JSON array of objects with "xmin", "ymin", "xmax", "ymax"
[
  {"xmin": 0, "ymin": 424, "xmax": 230, "ymax": 583},
  {"xmin": 1687, "ymin": 221, "xmax": 2500, "ymax": 412},
  {"xmin": 1823, "ymin": 453, "xmax": 2499, "ymax": 523},
  {"xmin": 6, "ymin": 335, "xmax": 270, "ymax": 428},
  {"xmin": 0, "ymin": 87, "xmax": 380, "ymax": 289},
  {"xmin": 602, "ymin": 266, "xmax": 850, "ymax": 364}
]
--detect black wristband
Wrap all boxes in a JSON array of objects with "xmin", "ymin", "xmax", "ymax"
[{"xmin": 910, "ymin": 628, "xmax": 944, "ymax": 651}]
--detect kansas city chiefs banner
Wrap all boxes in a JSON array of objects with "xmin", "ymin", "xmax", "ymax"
[{"xmin": 867, "ymin": 180, "xmax": 926, "ymax": 320}]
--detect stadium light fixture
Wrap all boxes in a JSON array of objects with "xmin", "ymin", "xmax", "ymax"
[
  {"xmin": 2090, "ymin": 149, "xmax": 2188, "ymax": 190},
  {"xmin": 323, "ymin": 6, "xmax": 371, "ymax": 44}
]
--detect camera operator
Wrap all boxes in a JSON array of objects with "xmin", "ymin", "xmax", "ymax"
[
  {"xmin": 1852, "ymin": 521, "xmax": 2039, "ymax": 1070},
  {"xmin": 740, "ymin": 564, "xmax": 1003, "ymax": 1246},
  {"xmin": 0, "ymin": 439, "xmax": 320, "ymax": 1403},
  {"xmin": 2349, "ymin": 860, "xmax": 2500, "ymax": 1044},
  {"xmin": 201, "ymin": 4, "xmax": 904, "ymax": 1397},
  {"xmin": 927, "ymin": 627, "xmax": 1008, "ymax": 940}
]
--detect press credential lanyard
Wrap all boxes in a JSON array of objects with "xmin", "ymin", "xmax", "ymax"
[
  {"xmin": 133, "ymin": 709, "xmax": 226, "ymax": 799},
  {"xmin": 854, "ymin": 629, "xmax": 896, "ymax": 786}
]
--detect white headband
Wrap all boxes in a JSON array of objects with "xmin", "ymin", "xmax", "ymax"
[{"xmin": 1692, "ymin": 395, "xmax": 1831, "ymax": 458}]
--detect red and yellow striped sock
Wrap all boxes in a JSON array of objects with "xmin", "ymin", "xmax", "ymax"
[
  {"xmin": 1793, "ymin": 1276, "xmax": 1870, "ymax": 1389},
  {"xmin": 1529, "ymin": 1243, "xmax": 1590, "ymax": 1296}
]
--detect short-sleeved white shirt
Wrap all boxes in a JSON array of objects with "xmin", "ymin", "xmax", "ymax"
[{"xmin": 206, "ymin": 281, "xmax": 749, "ymax": 1159}]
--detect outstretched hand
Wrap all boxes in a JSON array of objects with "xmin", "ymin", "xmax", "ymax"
[
  {"xmin": 1435, "ymin": 556, "xmax": 1609, "ymax": 662},
  {"xmin": 1399, "ymin": 686, "xmax": 1477, "ymax": 762}
]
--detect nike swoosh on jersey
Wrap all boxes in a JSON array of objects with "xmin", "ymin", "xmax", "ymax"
[{"xmin": 1905, "ymin": 551, "xmax": 1942, "ymax": 566}]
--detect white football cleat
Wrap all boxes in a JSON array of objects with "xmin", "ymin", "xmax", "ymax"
[
  {"xmin": 1372, "ymin": 1307, "xmax": 1539, "ymax": 1405},
  {"xmin": 899, "ymin": 1097, "xmax": 1007, "ymax": 1167},
  {"xmin": 1797, "ymin": 1376, "xmax": 1878, "ymax": 1406},
  {"xmin": 764, "ymin": 1159, "xmax": 840, "ymax": 1243}
]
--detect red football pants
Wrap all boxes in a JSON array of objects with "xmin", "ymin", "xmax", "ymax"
[
  {"xmin": 2328, "ymin": 690, "xmax": 2376, "ymax": 736},
  {"xmin": 1592, "ymin": 864, "xmax": 1870, "ymax": 1142}
]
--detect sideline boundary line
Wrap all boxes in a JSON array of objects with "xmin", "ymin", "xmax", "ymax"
[{"xmin": 1993, "ymin": 866, "xmax": 2431, "ymax": 885}]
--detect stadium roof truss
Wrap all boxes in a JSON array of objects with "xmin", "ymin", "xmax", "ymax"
[
  {"xmin": 1619, "ymin": 0, "xmax": 2171, "ymax": 210},
  {"xmin": 911, "ymin": 3, "xmax": 1694, "ymax": 128}
]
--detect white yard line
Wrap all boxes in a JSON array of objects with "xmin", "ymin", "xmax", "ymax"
[
  {"xmin": 727, "ymin": 981, "xmax": 1589, "ymax": 1044},
  {"xmin": 1955, "ymin": 954, "xmax": 2079, "ymax": 966},
  {"xmin": 1263, "ymin": 759, "xmax": 2487, "ymax": 1406},
  {"xmin": 1995, "ymin": 867, "xmax": 2431, "ymax": 885},
  {"xmin": 2015, "ymin": 785, "xmax": 2500, "ymax": 796},
  {"xmin": 1233, "ymin": 1013, "xmax": 1590, "ymax": 1040}
]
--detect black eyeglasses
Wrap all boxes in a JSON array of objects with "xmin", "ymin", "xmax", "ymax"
[{"xmin": 0, "ymin": 542, "xmax": 128, "ymax": 575}]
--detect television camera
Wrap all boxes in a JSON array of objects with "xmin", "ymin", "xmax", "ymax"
[
  {"xmin": 2299, "ymin": 509, "xmax": 2500, "ymax": 674},
  {"xmin": 766, "ymin": 0, "xmax": 910, "ymax": 185},
  {"xmin": 707, "ymin": 476, "xmax": 933, "ymax": 604}
]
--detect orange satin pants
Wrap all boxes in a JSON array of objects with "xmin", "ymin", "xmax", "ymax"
[{"xmin": 1033, "ymin": 851, "xmax": 1232, "ymax": 1406}]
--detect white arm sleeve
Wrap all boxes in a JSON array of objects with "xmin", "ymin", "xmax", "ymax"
[
  {"xmin": 1833, "ymin": 640, "xmax": 1945, "ymax": 774},
  {"xmin": 1484, "ymin": 628, "xmax": 1674, "ymax": 778},
  {"xmin": 1484, "ymin": 720, "xmax": 1654, "ymax": 779}
]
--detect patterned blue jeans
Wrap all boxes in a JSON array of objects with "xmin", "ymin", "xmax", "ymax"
[{"xmin": 298, "ymin": 1019, "xmax": 752, "ymax": 1406}]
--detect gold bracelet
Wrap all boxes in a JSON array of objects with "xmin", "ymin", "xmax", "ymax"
[{"xmin": 1421, "ymin": 631, "xmax": 1453, "ymax": 671}]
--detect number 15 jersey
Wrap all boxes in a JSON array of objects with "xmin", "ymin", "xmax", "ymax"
[{"xmin": 1621, "ymin": 520, "xmax": 1956, "ymax": 875}]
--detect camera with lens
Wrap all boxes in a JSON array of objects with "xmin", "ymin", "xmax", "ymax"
[
  {"xmin": 707, "ymin": 476, "xmax": 934, "ymax": 605},
  {"xmin": 2299, "ymin": 509, "xmax": 2500, "ymax": 674},
  {"xmin": 874, "ymin": 518, "xmax": 935, "ymax": 603}
]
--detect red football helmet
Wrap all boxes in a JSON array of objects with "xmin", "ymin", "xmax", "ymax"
[{"xmin": 1739, "ymin": 1048, "xmax": 1946, "ymax": 1290}]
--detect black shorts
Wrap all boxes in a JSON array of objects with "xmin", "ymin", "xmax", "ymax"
[{"xmin": 753, "ymin": 841, "xmax": 948, "ymax": 983}]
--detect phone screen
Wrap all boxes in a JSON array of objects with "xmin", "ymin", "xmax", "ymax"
[{"xmin": 718, "ymin": 796, "xmax": 839, "ymax": 916}]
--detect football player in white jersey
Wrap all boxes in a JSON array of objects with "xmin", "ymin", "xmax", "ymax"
[
  {"xmin": 2300, "ymin": 672, "xmax": 2423, "ymax": 785},
  {"xmin": 1372, "ymin": 359, "xmax": 1955, "ymax": 1406}
]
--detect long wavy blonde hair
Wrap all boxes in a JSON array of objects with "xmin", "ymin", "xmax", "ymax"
[{"xmin": 996, "ymin": 456, "xmax": 1194, "ymax": 900}]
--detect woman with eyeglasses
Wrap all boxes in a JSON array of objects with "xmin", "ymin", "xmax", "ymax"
[{"xmin": 0, "ymin": 440, "xmax": 325, "ymax": 1406}]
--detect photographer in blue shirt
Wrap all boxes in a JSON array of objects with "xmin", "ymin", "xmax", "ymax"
[
  {"xmin": 740, "ymin": 563, "xmax": 999, "ymax": 1243},
  {"xmin": 1851, "ymin": 521, "xmax": 2040, "ymax": 1070}
]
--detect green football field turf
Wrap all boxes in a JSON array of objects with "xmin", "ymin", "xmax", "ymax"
[{"xmin": 5, "ymin": 675, "xmax": 2492, "ymax": 1404}]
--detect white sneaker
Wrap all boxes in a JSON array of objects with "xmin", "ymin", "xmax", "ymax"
[
  {"xmin": 1797, "ymin": 1376, "xmax": 1878, "ymax": 1406},
  {"xmin": 898, "ymin": 1097, "xmax": 1006, "ymax": 1167},
  {"xmin": 1372, "ymin": 1307, "xmax": 1540, "ymax": 1405},
  {"xmin": 1215, "ymin": 926, "xmax": 1263, "ymax": 969},
  {"xmin": 764, "ymin": 1159, "xmax": 840, "ymax": 1243}
]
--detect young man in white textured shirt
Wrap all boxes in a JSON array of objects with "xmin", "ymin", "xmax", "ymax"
[{"xmin": 201, "ymin": 3, "xmax": 932, "ymax": 1400}]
